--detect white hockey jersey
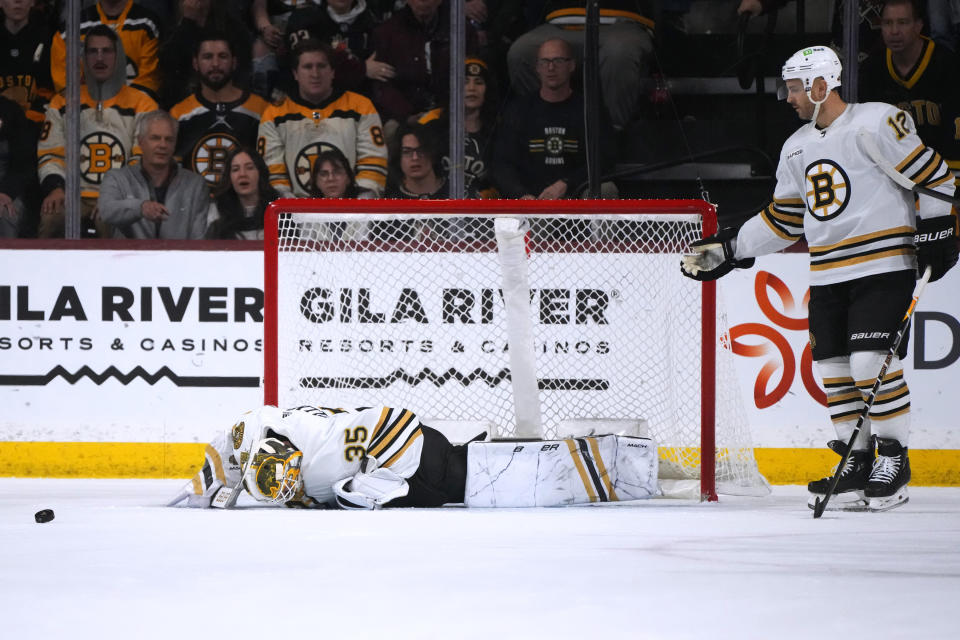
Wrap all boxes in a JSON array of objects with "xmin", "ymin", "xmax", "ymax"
[
  {"xmin": 175, "ymin": 405, "xmax": 425, "ymax": 507},
  {"xmin": 736, "ymin": 102, "xmax": 956, "ymax": 285}
]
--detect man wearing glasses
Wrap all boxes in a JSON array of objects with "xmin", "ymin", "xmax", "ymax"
[
  {"xmin": 506, "ymin": 0, "xmax": 654, "ymax": 129},
  {"xmin": 492, "ymin": 38, "xmax": 615, "ymax": 200}
]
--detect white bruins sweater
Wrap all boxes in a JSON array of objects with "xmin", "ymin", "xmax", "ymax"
[
  {"xmin": 258, "ymin": 89, "xmax": 388, "ymax": 197},
  {"xmin": 736, "ymin": 102, "xmax": 956, "ymax": 285}
]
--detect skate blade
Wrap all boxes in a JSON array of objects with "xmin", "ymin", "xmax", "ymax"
[
  {"xmin": 867, "ymin": 487, "xmax": 909, "ymax": 512},
  {"xmin": 807, "ymin": 492, "xmax": 868, "ymax": 512}
]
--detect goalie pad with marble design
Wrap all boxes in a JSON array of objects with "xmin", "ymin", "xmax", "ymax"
[{"xmin": 465, "ymin": 435, "xmax": 658, "ymax": 507}]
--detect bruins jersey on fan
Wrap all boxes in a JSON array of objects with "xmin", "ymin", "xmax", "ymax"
[
  {"xmin": 186, "ymin": 405, "xmax": 425, "ymax": 507},
  {"xmin": 50, "ymin": 1, "xmax": 162, "ymax": 94},
  {"xmin": 37, "ymin": 85, "xmax": 157, "ymax": 198},
  {"xmin": 170, "ymin": 91, "xmax": 268, "ymax": 187},
  {"xmin": 258, "ymin": 89, "xmax": 387, "ymax": 196},
  {"xmin": 0, "ymin": 18, "xmax": 54, "ymax": 126},
  {"xmin": 737, "ymin": 102, "xmax": 955, "ymax": 285},
  {"xmin": 860, "ymin": 36, "xmax": 960, "ymax": 181}
]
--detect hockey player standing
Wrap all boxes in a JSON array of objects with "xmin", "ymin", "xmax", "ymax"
[{"xmin": 681, "ymin": 46, "xmax": 958, "ymax": 512}]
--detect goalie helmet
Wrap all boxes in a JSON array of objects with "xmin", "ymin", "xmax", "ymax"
[
  {"xmin": 778, "ymin": 46, "xmax": 842, "ymax": 100},
  {"xmin": 242, "ymin": 437, "xmax": 304, "ymax": 505}
]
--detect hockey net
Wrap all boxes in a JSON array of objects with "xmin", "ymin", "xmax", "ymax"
[{"xmin": 264, "ymin": 199, "xmax": 769, "ymax": 500}]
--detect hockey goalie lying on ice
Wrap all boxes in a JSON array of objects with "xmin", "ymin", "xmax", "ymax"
[{"xmin": 169, "ymin": 405, "xmax": 658, "ymax": 509}]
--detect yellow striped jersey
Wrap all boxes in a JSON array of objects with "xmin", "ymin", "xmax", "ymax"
[
  {"xmin": 50, "ymin": 1, "xmax": 162, "ymax": 94},
  {"xmin": 37, "ymin": 84, "xmax": 158, "ymax": 199},
  {"xmin": 236, "ymin": 405, "xmax": 424, "ymax": 506},
  {"xmin": 737, "ymin": 101, "xmax": 956, "ymax": 285},
  {"xmin": 258, "ymin": 89, "xmax": 387, "ymax": 197}
]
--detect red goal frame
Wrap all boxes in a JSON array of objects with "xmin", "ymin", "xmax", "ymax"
[{"xmin": 264, "ymin": 198, "xmax": 720, "ymax": 501}]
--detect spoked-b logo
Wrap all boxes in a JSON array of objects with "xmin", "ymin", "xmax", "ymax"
[{"xmin": 804, "ymin": 159, "xmax": 850, "ymax": 220}]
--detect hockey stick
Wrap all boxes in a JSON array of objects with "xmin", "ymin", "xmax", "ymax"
[
  {"xmin": 812, "ymin": 265, "xmax": 932, "ymax": 518},
  {"xmin": 856, "ymin": 129, "xmax": 960, "ymax": 206}
]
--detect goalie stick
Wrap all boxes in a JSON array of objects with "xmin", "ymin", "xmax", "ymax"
[
  {"xmin": 856, "ymin": 129, "xmax": 960, "ymax": 207},
  {"xmin": 813, "ymin": 265, "xmax": 932, "ymax": 518}
]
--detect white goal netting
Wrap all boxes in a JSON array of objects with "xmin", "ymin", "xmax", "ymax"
[{"xmin": 266, "ymin": 202, "xmax": 769, "ymax": 497}]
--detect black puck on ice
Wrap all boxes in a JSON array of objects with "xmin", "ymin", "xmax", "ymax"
[{"xmin": 34, "ymin": 509, "xmax": 55, "ymax": 524}]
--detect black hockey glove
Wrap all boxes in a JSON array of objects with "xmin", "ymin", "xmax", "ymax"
[
  {"xmin": 680, "ymin": 226, "xmax": 755, "ymax": 281},
  {"xmin": 915, "ymin": 215, "xmax": 958, "ymax": 282}
]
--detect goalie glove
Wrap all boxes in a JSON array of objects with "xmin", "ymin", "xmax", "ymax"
[
  {"xmin": 915, "ymin": 215, "xmax": 958, "ymax": 282},
  {"xmin": 333, "ymin": 457, "xmax": 410, "ymax": 509},
  {"xmin": 680, "ymin": 226, "xmax": 755, "ymax": 281}
]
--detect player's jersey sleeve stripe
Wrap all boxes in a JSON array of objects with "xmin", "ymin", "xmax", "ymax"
[
  {"xmin": 760, "ymin": 207, "xmax": 802, "ymax": 240},
  {"xmin": 368, "ymin": 409, "xmax": 416, "ymax": 458},
  {"xmin": 380, "ymin": 427, "xmax": 423, "ymax": 469},
  {"xmin": 924, "ymin": 171, "xmax": 955, "ymax": 190},
  {"xmin": 895, "ymin": 144, "xmax": 925, "ymax": 173},
  {"xmin": 370, "ymin": 407, "xmax": 392, "ymax": 441},
  {"xmin": 565, "ymin": 439, "xmax": 598, "ymax": 502},
  {"xmin": 191, "ymin": 475, "xmax": 203, "ymax": 495},
  {"xmin": 586, "ymin": 437, "xmax": 618, "ymax": 501}
]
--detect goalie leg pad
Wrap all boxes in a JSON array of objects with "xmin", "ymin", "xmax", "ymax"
[{"xmin": 464, "ymin": 435, "xmax": 658, "ymax": 508}]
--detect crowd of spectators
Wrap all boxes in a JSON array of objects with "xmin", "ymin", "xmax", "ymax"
[{"xmin": 0, "ymin": 0, "xmax": 957, "ymax": 239}]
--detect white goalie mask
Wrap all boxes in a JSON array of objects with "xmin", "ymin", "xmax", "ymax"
[
  {"xmin": 778, "ymin": 46, "xmax": 842, "ymax": 122},
  {"xmin": 241, "ymin": 437, "xmax": 304, "ymax": 505}
]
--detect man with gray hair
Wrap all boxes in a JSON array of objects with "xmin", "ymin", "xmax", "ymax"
[{"xmin": 99, "ymin": 110, "xmax": 209, "ymax": 239}]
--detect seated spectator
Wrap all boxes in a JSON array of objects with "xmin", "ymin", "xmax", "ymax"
[
  {"xmin": 370, "ymin": 0, "xmax": 478, "ymax": 137},
  {"xmin": 385, "ymin": 122, "xmax": 450, "ymax": 198},
  {"xmin": 506, "ymin": 0, "xmax": 654, "ymax": 129},
  {"xmin": 50, "ymin": 0, "xmax": 163, "ymax": 98},
  {"xmin": 258, "ymin": 39, "xmax": 388, "ymax": 197},
  {"xmin": 284, "ymin": 0, "xmax": 387, "ymax": 95},
  {"xmin": 170, "ymin": 31, "xmax": 268, "ymax": 188},
  {"xmin": 309, "ymin": 146, "xmax": 363, "ymax": 198},
  {"xmin": 37, "ymin": 25, "xmax": 159, "ymax": 238},
  {"xmin": 492, "ymin": 38, "xmax": 616, "ymax": 200},
  {"xmin": 860, "ymin": 0, "xmax": 960, "ymax": 184},
  {"xmin": 99, "ymin": 110, "xmax": 209, "ymax": 238},
  {"xmin": 418, "ymin": 56, "xmax": 499, "ymax": 198},
  {"xmin": 158, "ymin": 0, "xmax": 254, "ymax": 109},
  {"xmin": 0, "ymin": 94, "xmax": 35, "ymax": 238},
  {"xmin": 1, "ymin": 0, "xmax": 54, "ymax": 133},
  {"xmin": 206, "ymin": 145, "xmax": 279, "ymax": 239}
]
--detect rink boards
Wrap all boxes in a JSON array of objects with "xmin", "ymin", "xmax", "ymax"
[{"xmin": 0, "ymin": 243, "xmax": 958, "ymax": 484}]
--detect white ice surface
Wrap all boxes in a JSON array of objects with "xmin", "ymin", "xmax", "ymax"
[{"xmin": 1, "ymin": 480, "xmax": 958, "ymax": 640}]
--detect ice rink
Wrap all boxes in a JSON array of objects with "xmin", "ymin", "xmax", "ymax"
[{"xmin": 1, "ymin": 479, "xmax": 958, "ymax": 639}]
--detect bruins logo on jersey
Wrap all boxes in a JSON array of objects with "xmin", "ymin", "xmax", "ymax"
[
  {"xmin": 804, "ymin": 159, "xmax": 850, "ymax": 221},
  {"xmin": 294, "ymin": 141, "xmax": 338, "ymax": 193},
  {"xmin": 192, "ymin": 133, "xmax": 240, "ymax": 185},
  {"xmin": 81, "ymin": 132, "xmax": 126, "ymax": 184}
]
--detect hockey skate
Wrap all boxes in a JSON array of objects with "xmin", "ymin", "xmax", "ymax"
[
  {"xmin": 806, "ymin": 440, "xmax": 872, "ymax": 512},
  {"xmin": 864, "ymin": 437, "xmax": 910, "ymax": 512}
]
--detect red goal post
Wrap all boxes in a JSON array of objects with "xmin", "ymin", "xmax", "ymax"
[{"xmin": 264, "ymin": 198, "xmax": 766, "ymax": 501}]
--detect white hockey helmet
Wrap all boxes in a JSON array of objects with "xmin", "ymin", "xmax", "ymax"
[
  {"xmin": 241, "ymin": 437, "xmax": 304, "ymax": 505},
  {"xmin": 778, "ymin": 46, "xmax": 842, "ymax": 100}
]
